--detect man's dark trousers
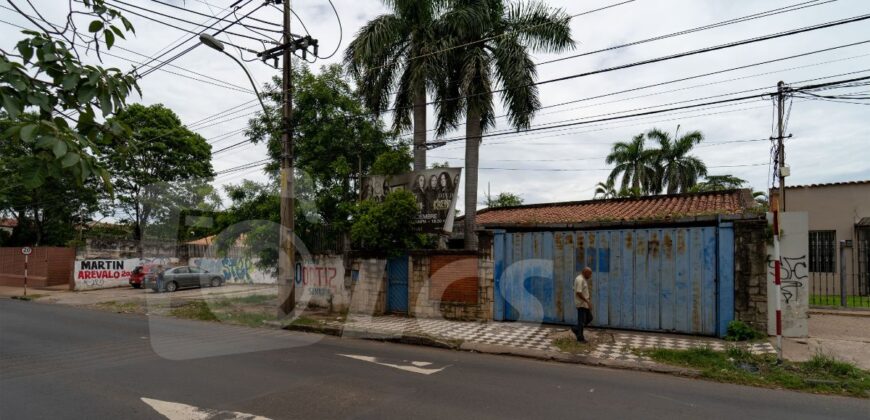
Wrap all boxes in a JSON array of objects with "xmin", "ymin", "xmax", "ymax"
[{"xmin": 571, "ymin": 307, "xmax": 592, "ymax": 341}]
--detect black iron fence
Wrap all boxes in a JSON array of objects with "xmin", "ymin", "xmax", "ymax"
[{"xmin": 809, "ymin": 228, "xmax": 870, "ymax": 308}]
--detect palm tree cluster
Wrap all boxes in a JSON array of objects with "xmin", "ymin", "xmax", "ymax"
[
  {"xmin": 345, "ymin": 0, "xmax": 574, "ymax": 249},
  {"xmin": 598, "ymin": 127, "xmax": 708, "ymax": 199}
]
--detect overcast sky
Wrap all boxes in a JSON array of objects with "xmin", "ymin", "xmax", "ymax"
[{"xmin": 2, "ymin": 0, "xmax": 869, "ymax": 211}]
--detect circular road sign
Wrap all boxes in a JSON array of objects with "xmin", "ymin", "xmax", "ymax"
[{"xmin": 21, "ymin": 247, "xmax": 32, "ymax": 256}]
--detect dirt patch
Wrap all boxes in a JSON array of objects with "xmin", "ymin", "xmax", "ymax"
[{"xmin": 551, "ymin": 328, "xmax": 614, "ymax": 354}]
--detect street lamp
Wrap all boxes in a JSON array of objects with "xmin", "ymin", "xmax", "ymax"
[{"xmin": 199, "ymin": 34, "xmax": 268, "ymax": 115}]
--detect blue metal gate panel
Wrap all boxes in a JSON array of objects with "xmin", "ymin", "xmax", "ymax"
[
  {"xmin": 386, "ymin": 256, "xmax": 408, "ymax": 313},
  {"xmin": 493, "ymin": 226, "xmax": 726, "ymax": 336}
]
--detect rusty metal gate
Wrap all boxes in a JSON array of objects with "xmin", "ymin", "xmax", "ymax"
[{"xmin": 493, "ymin": 225, "xmax": 734, "ymax": 336}]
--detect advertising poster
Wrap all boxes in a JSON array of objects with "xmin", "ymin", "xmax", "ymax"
[{"xmin": 363, "ymin": 168, "xmax": 462, "ymax": 234}]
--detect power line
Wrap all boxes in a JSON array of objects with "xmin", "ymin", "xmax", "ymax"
[
  {"xmin": 475, "ymin": 163, "xmax": 769, "ymax": 172},
  {"xmin": 402, "ymin": 39, "xmax": 870, "ymax": 137},
  {"xmin": 430, "ymin": 75, "xmax": 870, "ymax": 146},
  {"xmin": 359, "ymin": 0, "xmax": 636, "ymax": 75},
  {"xmin": 401, "ymin": 13, "xmax": 870, "ymax": 115},
  {"xmin": 104, "ymin": 0, "xmax": 275, "ymax": 44},
  {"xmin": 537, "ymin": 0, "xmax": 835, "ymax": 66},
  {"xmin": 148, "ymin": 0, "xmax": 282, "ymax": 34},
  {"xmin": 0, "ymin": 6, "xmax": 256, "ymax": 94}
]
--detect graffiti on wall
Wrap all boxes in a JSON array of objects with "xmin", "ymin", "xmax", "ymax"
[
  {"xmin": 295, "ymin": 256, "xmax": 347, "ymax": 307},
  {"xmin": 768, "ymin": 255, "xmax": 808, "ymax": 304},
  {"xmin": 766, "ymin": 212, "xmax": 809, "ymax": 338},
  {"xmin": 191, "ymin": 257, "xmax": 274, "ymax": 284}
]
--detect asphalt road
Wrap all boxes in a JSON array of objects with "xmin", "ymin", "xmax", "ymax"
[{"xmin": 1, "ymin": 299, "xmax": 867, "ymax": 419}]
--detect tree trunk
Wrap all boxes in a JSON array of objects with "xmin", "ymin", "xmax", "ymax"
[
  {"xmin": 413, "ymin": 84, "xmax": 427, "ymax": 171},
  {"xmin": 464, "ymin": 108, "xmax": 481, "ymax": 251}
]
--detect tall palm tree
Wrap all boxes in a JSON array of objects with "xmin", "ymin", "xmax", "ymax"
[
  {"xmin": 437, "ymin": 0, "xmax": 574, "ymax": 250},
  {"xmin": 593, "ymin": 179, "xmax": 617, "ymax": 200},
  {"xmin": 344, "ymin": 0, "xmax": 447, "ymax": 171},
  {"xmin": 646, "ymin": 128, "xmax": 707, "ymax": 194},
  {"xmin": 605, "ymin": 134, "xmax": 657, "ymax": 194}
]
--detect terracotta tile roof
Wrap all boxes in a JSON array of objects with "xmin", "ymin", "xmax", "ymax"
[
  {"xmin": 475, "ymin": 189, "xmax": 754, "ymax": 227},
  {"xmin": 784, "ymin": 180, "xmax": 870, "ymax": 189}
]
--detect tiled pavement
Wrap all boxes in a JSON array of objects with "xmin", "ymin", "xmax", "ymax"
[{"xmin": 332, "ymin": 315, "xmax": 778, "ymax": 363}]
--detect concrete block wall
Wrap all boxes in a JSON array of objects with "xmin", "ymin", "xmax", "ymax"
[
  {"xmin": 346, "ymin": 258, "xmax": 387, "ymax": 315},
  {"xmin": 733, "ymin": 219, "xmax": 769, "ymax": 333}
]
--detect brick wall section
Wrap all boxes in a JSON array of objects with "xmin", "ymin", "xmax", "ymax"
[
  {"xmin": 0, "ymin": 247, "xmax": 75, "ymax": 288},
  {"xmin": 733, "ymin": 220, "xmax": 769, "ymax": 333},
  {"xmin": 429, "ymin": 255, "xmax": 478, "ymax": 303}
]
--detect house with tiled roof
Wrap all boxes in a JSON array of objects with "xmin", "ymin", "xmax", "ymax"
[
  {"xmin": 769, "ymin": 180, "xmax": 870, "ymax": 307},
  {"xmin": 464, "ymin": 189, "xmax": 770, "ymax": 337}
]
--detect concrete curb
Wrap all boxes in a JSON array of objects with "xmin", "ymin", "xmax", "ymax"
[
  {"xmin": 281, "ymin": 323, "xmax": 700, "ymax": 377},
  {"xmin": 810, "ymin": 309, "xmax": 870, "ymax": 318}
]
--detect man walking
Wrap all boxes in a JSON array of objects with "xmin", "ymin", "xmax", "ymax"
[{"xmin": 572, "ymin": 267, "xmax": 594, "ymax": 342}]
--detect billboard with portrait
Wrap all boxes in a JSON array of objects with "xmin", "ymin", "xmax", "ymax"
[{"xmin": 362, "ymin": 168, "xmax": 462, "ymax": 234}]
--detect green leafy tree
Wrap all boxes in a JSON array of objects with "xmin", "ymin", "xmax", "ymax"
[
  {"xmin": 593, "ymin": 179, "xmax": 618, "ymax": 200},
  {"xmin": 1, "ymin": 1, "xmax": 139, "ymax": 192},
  {"xmin": 371, "ymin": 146, "xmax": 413, "ymax": 176},
  {"xmin": 245, "ymin": 64, "xmax": 394, "ymax": 228},
  {"xmin": 484, "ymin": 191, "xmax": 523, "ymax": 208},
  {"xmin": 0, "ymin": 113, "xmax": 100, "ymax": 246},
  {"xmin": 344, "ymin": 0, "xmax": 449, "ymax": 171},
  {"xmin": 100, "ymin": 104, "xmax": 214, "ymax": 248},
  {"xmin": 646, "ymin": 128, "xmax": 707, "ymax": 194},
  {"xmin": 605, "ymin": 134, "xmax": 658, "ymax": 194},
  {"xmin": 690, "ymin": 174, "xmax": 747, "ymax": 192},
  {"xmin": 437, "ymin": 0, "xmax": 574, "ymax": 250},
  {"xmin": 351, "ymin": 190, "xmax": 421, "ymax": 256}
]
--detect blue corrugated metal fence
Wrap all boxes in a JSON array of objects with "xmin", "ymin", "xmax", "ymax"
[{"xmin": 493, "ymin": 226, "xmax": 735, "ymax": 336}]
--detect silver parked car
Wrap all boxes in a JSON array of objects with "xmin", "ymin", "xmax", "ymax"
[{"xmin": 144, "ymin": 266, "xmax": 224, "ymax": 292}]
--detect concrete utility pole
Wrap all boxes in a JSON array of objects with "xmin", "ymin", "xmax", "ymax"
[
  {"xmin": 278, "ymin": 0, "xmax": 295, "ymax": 316},
  {"xmin": 775, "ymin": 81, "xmax": 787, "ymax": 212}
]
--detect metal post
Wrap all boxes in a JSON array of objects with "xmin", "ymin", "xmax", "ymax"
[
  {"xmin": 278, "ymin": 0, "xmax": 296, "ymax": 316},
  {"xmin": 23, "ymin": 253, "xmax": 28, "ymax": 297},
  {"xmin": 840, "ymin": 240, "xmax": 848, "ymax": 307}
]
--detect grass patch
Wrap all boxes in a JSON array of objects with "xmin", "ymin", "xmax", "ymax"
[
  {"xmin": 553, "ymin": 337, "xmax": 592, "ymax": 354},
  {"xmin": 211, "ymin": 294, "xmax": 277, "ymax": 308},
  {"xmin": 169, "ymin": 301, "xmax": 219, "ymax": 321},
  {"xmin": 95, "ymin": 300, "xmax": 141, "ymax": 313},
  {"xmin": 11, "ymin": 294, "xmax": 45, "ymax": 301},
  {"xmin": 644, "ymin": 347, "xmax": 870, "ymax": 398},
  {"xmin": 289, "ymin": 316, "xmax": 321, "ymax": 327},
  {"xmin": 810, "ymin": 295, "xmax": 870, "ymax": 308}
]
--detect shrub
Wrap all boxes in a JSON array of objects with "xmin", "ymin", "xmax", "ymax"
[{"xmin": 725, "ymin": 320, "xmax": 766, "ymax": 341}]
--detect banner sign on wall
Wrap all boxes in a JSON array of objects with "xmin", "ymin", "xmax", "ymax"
[
  {"xmin": 363, "ymin": 168, "xmax": 462, "ymax": 234},
  {"xmin": 74, "ymin": 259, "xmax": 140, "ymax": 290}
]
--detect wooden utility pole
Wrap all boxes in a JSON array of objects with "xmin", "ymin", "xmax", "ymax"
[{"xmin": 278, "ymin": 0, "xmax": 295, "ymax": 316}]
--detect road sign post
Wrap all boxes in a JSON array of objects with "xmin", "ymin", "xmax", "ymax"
[{"xmin": 21, "ymin": 247, "xmax": 32, "ymax": 297}]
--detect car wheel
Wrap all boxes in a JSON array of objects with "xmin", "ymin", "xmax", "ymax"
[
  {"xmin": 165, "ymin": 281, "xmax": 178, "ymax": 292},
  {"xmin": 131, "ymin": 284, "xmax": 140, "ymax": 289},
  {"xmin": 210, "ymin": 277, "xmax": 222, "ymax": 287}
]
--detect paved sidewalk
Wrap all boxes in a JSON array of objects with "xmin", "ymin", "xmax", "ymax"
[
  {"xmin": 318, "ymin": 315, "xmax": 776, "ymax": 364},
  {"xmin": 783, "ymin": 313, "xmax": 870, "ymax": 370}
]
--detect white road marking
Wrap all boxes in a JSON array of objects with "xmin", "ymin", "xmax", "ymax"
[
  {"xmin": 141, "ymin": 397, "xmax": 271, "ymax": 420},
  {"xmin": 411, "ymin": 361, "xmax": 432, "ymax": 367},
  {"xmin": 338, "ymin": 354, "xmax": 447, "ymax": 375}
]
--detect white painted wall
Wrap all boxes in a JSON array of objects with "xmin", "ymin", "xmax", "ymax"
[{"xmin": 767, "ymin": 212, "xmax": 810, "ymax": 338}]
